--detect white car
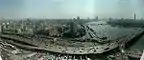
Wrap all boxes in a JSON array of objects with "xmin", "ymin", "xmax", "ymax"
[
  {"xmin": 140, "ymin": 51, "xmax": 144, "ymax": 60},
  {"xmin": 0, "ymin": 55, "xmax": 2, "ymax": 60}
]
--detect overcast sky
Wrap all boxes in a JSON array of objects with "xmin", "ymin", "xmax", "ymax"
[{"xmin": 0, "ymin": 0, "xmax": 144, "ymax": 19}]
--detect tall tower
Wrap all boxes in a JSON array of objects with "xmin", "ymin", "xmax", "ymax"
[
  {"xmin": 134, "ymin": 13, "xmax": 136, "ymax": 20},
  {"xmin": 0, "ymin": 25, "xmax": 1, "ymax": 33},
  {"xmin": 95, "ymin": 16, "xmax": 98, "ymax": 20}
]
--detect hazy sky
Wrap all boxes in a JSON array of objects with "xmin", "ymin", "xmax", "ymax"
[{"xmin": 0, "ymin": 0, "xmax": 144, "ymax": 19}]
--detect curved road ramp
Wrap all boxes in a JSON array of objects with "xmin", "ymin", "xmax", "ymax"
[{"xmin": 0, "ymin": 21, "xmax": 144, "ymax": 60}]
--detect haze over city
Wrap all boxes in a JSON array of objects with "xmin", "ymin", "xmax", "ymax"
[{"xmin": 0, "ymin": 0, "xmax": 144, "ymax": 19}]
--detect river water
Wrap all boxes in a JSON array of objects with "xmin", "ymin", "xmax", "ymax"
[
  {"xmin": 129, "ymin": 34, "xmax": 144, "ymax": 51},
  {"xmin": 86, "ymin": 21, "xmax": 143, "ymax": 41}
]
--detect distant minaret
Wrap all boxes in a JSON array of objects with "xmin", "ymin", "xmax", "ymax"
[{"xmin": 134, "ymin": 13, "xmax": 136, "ymax": 20}]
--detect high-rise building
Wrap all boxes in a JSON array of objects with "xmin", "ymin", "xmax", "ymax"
[
  {"xmin": 77, "ymin": 16, "xmax": 80, "ymax": 20},
  {"xmin": 134, "ymin": 13, "xmax": 136, "ymax": 20},
  {"xmin": 95, "ymin": 16, "xmax": 98, "ymax": 20},
  {"xmin": 0, "ymin": 25, "xmax": 2, "ymax": 33}
]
